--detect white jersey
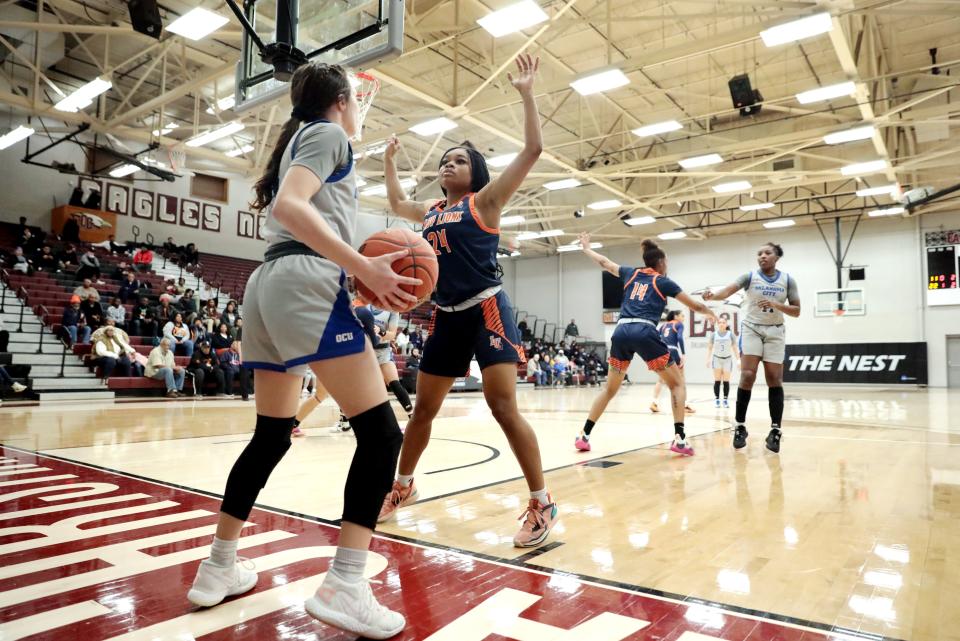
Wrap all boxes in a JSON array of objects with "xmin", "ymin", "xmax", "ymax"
[
  {"xmin": 736, "ymin": 270, "xmax": 798, "ymax": 326},
  {"xmin": 709, "ymin": 330, "xmax": 735, "ymax": 358}
]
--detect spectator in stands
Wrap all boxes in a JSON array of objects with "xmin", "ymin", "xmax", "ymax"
[
  {"xmin": 410, "ymin": 327, "xmax": 423, "ymax": 353},
  {"xmin": 18, "ymin": 227, "xmax": 38, "ymax": 253},
  {"xmin": 80, "ymin": 293, "xmax": 104, "ymax": 331},
  {"xmin": 406, "ymin": 347, "xmax": 421, "ymax": 370},
  {"xmin": 93, "ymin": 325, "xmax": 134, "ymax": 381},
  {"xmin": 15, "ymin": 216, "xmax": 27, "ymax": 240},
  {"xmin": 174, "ymin": 277, "xmax": 187, "ymax": 297},
  {"xmin": 105, "ymin": 297, "xmax": 127, "ymax": 330},
  {"xmin": 189, "ymin": 341, "xmax": 225, "ymax": 397},
  {"xmin": 233, "ymin": 317, "xmax": 243, "ymax": 341},
  {"xmin": 211, "ymin": 322, "xmax": 233, "ymax": 350},
  {"xmin": 61, "ymin": 295, "xmax": 91, "ymax": 345},
  {"xmin": 163, "ymin": 236, "xmax": 179, "ymax": 254},
  {"xmin": 76, "ymin": 248, "xmax": 104, "ymax": 283},
  {"xmin": 130, "ymin": 296, "xmax": 157, "ymax": 338},
  {"xmin": 219, "ymin": 340, "xmax": 249, "ymax": 401},
  {"xmin": 527, "ymin": 353, "xmax": 547, "ymax": 387},
  {"xmin": 179, "ymin": 288, "xmax": 198, "ymax": 323},
  {"xmin": 220, "ymin": 300, "xmax": 239, "ymax": 328},
  {"xmin": 35, "ymin": 245, "xmax": 58, "ymax": 272},
  {"xmin": 145, "ymin": 338, "xmax": 185, "ymax": 398},
  {"xmin": 0, "ymin": 364, "xmax": 27, "ymax": 395},
  {"xmin": 132, "ymin": 244, "xmax": 153, "ymax": 272},
  {"xmin": 92, "ymin": 320, "xmax": 141, "ymax": 375},
  {"xmin": 199, "ymin": 283, "xmax": 217, "ymax": 304},
  {"xmin": 190, "ymin": 317, "xmax": 208, "ymax": 345},
  {"xmin": 200, "ymin": 299, "xmax": 219, "ymax": 333},
  {"xmin": 91, "ymin": 235, "xmax": 125, "ymax": 254},
  {"xmin": 111, "ymin": 261, "xmax": 132, "ymax": 281},
  {"xmin": 10, "ymin": 247, "xmax": 31, "ymax": 274},
  {"xmin": 154, "ymin": 295, "xmax": 176, "ymax": 331},
  {"xmin": 0, "ymin": 317, "xmax": 8, "ymax": 352},
  {"xmin": 396, "ymin": 328, "xmax": 410, "ymax": 354},
  {"xmin": 61, "ymin": 215, "xmax": 80, "ymax": 243},
  {"xmin": 163, "ymin": 312, "xmax": 194, "ymax": 358},
  {"xmin": 57, "ymin": 244, "xmax": 79, "ymax": 272},
  {"xmin": 119, "ymin": 271, "xmax": 142, "ymax": 304},
  {"xmin": 73, "ymin": 278, "xmax": 100, "ymax": 302},
  {"xmin": 564, "ymin": 319, "xmax": 579, "ymax": 347},
  {"xmin": 180, "ymin": 242, "xmax": 199, "ymax": 267},
  {"xmin": 553, "ymin": 357, "xmax": 570, "ymax": 387}
]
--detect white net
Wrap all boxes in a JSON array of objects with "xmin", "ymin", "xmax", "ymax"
[{"xmin": 352, "ymin": 71, "xmax": 380, "ymax": 142}]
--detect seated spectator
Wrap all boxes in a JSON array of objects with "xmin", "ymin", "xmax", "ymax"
[
  {"xmin": 61, "ymin": 296, "xmax": 91, "ymax": 345},
  {"xmin": 73, "ymin": 278, "xmax": 100, "ymax": 302},
  {"xmin": 93, "ymin": 325, "xmax": 134, "ymax": 381},
  {"xmin": 0, "ymin": 317, "xmax": 8, "ymax": 352},
  {"xmin": 163, "ymin": 312, "xmax": 194, "ymax": 358},
  {"xmin": 154, "ymin": 296, "xmax": 176, "ymax": 331},
  {"xmin": 211, "ymin": 322, "xmax": 233, "ymax": 350},
  {"xmin": 162, "ymin": 236, "xmax": 179, "ymax": 254},
  {"xmin": 191, "ymin": 317, "xmax": 208, "ymax": 344},
  {"xmin": 220, "ymin": 300, "xmax": 239, "ymax": 328},
  {"xmin": 179, "ymin": 288, "xmax": 198, "ymax": 323},
  {"xmin": 132, "ymin": 244, "xmax": 154, "ymax": 272},
  {"xmin": 174, "ymin": 277, "xmax": 187, "ymax": 297},
  {"xmin": 80, "ymin": 293, "xmax": 104, "ymax": 332},
  {"xmin": 105, "ymin": 297, "xmax": 127, "ymax": 330},
  {"xmin": 130, "ymin": 296, "xmax": 157, "ymax": 338},
  {"xmin": 34, "ymin": 245, "xmax": 58, "ymax": 272},
  {"xmin": 396, "ymin": 328, "xmax": 410, "ymax": 354},
  {"xmin": 527, "ymin": 353, "xmax": 547, "ymax": 387},
  {"xmin": 119, "ymin": 271, "xmax": 143, "ymax": 304},
  {"xmin": 410, "ymin": 328, "xmax": 423, "ymax": 352},
  {"xmin": 76, "ymin": 248, "xmax": 103, "ymax": 283},
  {"xmin": 0, "ymin": 364, "xmax": 27, "ymax": 395},
  {"xmin": 199, "ymin": 284, "xmax": 217, "ymax": 304},
  {"xmin": 112, "ymin": 261, "xmax": 132, "ymax": 281},
  {"xmin": 200, "ymin": 299, "xmax": 219, "ymax": 333},
  {"xmin": 232, "ymin": 317, "xmax": 243, "ymax": 341},
  {"xmin": 10, "ymin": 247, "xmax": 31, "ymax": 274},
  {"xmin": 553, "ymin": 358, "xmax": 569, "ymax": 387},
  {"xmin": 18, "ymin": 228, "xmax": 39, "ymax": 253},
  {"xmin": 180, "ymin": 242, "xmax": 199, "ymax": 267},
  {"xmin": 145, "ymin": 338, "xmax": 185, "ymax": 398},
  {"xmin": 219, "ymin": 340, "xmax": 250, "ymax": 400},
  {"xmin": 57, "ymin": 244, "xmax": 79, "ymax": 272},
  {"xmin": 189, "ymin": 341, "xmax": 225, "ymax": 397},
  {"xmin": 14, "ymin": 216, "xmax": 27, "ymax": 240},
  {"xmin": 406, "ymin": 347, "xmax": 421, "ymax": 370}
]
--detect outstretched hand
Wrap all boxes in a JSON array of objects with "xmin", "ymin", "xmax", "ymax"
[
  {"xmin": 384, "ymin": 134, "xmax": 400, "ymax": 162},
  {"xmin": 578, "ymin": 232, "xmax": 591, "ymax": 249},
  {"xmin": 507, "ymin": 53, "xmax": 540, "ymax": 96}
]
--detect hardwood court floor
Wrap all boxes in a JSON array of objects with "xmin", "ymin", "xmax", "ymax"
[{"xmin": 1, "ymin": 384, "xmax": 958, "ymax": 641}]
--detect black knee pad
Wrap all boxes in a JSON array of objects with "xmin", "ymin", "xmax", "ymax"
[
  {"xmin": 342, "ymin": 401, "xmax": 403, "ymax": 529},
  {"xmin": 220, "ymin": 415, "xmax": 294, "ymax": 520},
  {"xmin": 387, "ymin": 380, "xmax": 413, "ymax": 413}
]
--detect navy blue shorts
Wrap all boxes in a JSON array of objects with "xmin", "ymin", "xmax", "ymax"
[
  {"xmin": 608, "ymin": 323, "xmax": 674, "ymax": 372},
  {"xmin": 419, "ymin": 291, "xmax": 526, "ymax": 378}
]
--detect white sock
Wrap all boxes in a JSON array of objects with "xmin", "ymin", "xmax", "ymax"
[
  {"xmin": 397, "ymin": 474, "xmax": 414, "ymax": 488},
  {"xmin": 530, "ymin": 488, "xmax": 549, "ymax": 505},
  {"xmin": 209, "ymin": 536, "xmax": 238, "ymax": 568},
  {"xmin": 330, "ymin": 546, "xmax": 367, "ymax": 584}
]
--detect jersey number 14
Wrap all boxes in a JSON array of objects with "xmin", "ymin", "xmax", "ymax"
[{"xmin": 629, "ymin": 282, "xmax": 649, "ymax": 301}]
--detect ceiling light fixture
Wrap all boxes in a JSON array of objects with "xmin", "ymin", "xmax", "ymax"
[
  {"xmin": 679, "ymin": 153, "xmax": 723, "ymax": 169},
  {"xmin": 516, "ymin": 229, "xmax": 564, "ymax": 240},
  {"xmin": 488, "ymin": 153, "xmax": 518, "ymax": 168},
  {"xmin": 166, "ymin": 8, "xmax": 229, "ymax": 41},
  {"xmin": 0, "ymin": 126, "xmax": 35, "ymax": 150},
  {"xmin": 740, "ymin": 203, "xmax": 774, "ymax": 212},
  {"xmin": 225, "ymin": 144, "xmax": 255, "ymax": 157},
  {"xmin": 570, "ymin": 68, "xmax": 630, "ymax": 96},
  {"xmin": 361, "ymin": 177, "xmax": 417, "ymax": 197},
  {"xmin": 543, "ymin": 178, "xmax": 582, "ymax": 191},
  {"xmin": 477, "ymin": 0, "xmax": 548, "ymax": 37},
  {"xmin": 151, "ymin": 123, "xmax": 178, "ymax": 136},
  {"xmin": 823, "ymin": 125, "xmax": 875, "ymax": 145},
  {"xmin": 621, "ymin": 214, "xmax": 656, "ymax": 226},
  {"xmin": 868, "ymin": 207, "xmax": 905, "ymax": 217},
  {"xmin": 185, "ymin": 121, "xmax": 245, "ymax": 147},
  {"xmin": 409, "ymin": 117, "xmax": 458, "ymax": 136},
  {"xmin": 557, "ymin": 242, "xmax": 602, "ymax": 253},
  {"xmin": 658, "ymin": 231, "xmax": 687, "ymax": 240},
  {"xmin": 841, "ymin": 159, "xmax": 888, "ymax": 176},
  {"xmin": 712, "ymin": 180, "xmax": 752, "ymax": 193},
  {"xmin": 500, "ymin": 215, "xmax": 526, "ymax": 226},
  {"xmin": 632, "ymin": 120, "xmax": 682, "ymax": 137},
  {"xmin": 856, "ymin": 184, "xmax": 899, "ymax": 197},
  {"xmin": 588, "ymin": 199, "xmax": 622, "ymax": 210},
  {"xmin": 796, "ymin": 81, "xmax": 857, "ymax": 104},
  {"xmin": 205, "ymin": 95, "xmax": 236, "ymax": 115},
  {"xmin": 760, "ymin": 12, "xmax": 833, "ymax": 47},
  {"xmin": 763, "ymin": 219, "xmax": 796, "ymax": 228},
  {"xmin": 109, "ymin": 164, "xmax": 139, "ymax": 178},
  {"xmin": 54, "ymin": 77, "xmax": 112, "ymax": 113}
]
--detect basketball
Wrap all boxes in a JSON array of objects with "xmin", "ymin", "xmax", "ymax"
[{"xmin": 356, "ymin": 227, "xmax": 438, "ymax": 312}]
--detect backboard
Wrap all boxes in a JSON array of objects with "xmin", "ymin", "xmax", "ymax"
[
  {"xmin": 815, "ymin": 288, "xmax": 866, "ymax": 317},
  {"xmin": 235, "ymin": 0, "xmax": 404, "ymax": 114}
]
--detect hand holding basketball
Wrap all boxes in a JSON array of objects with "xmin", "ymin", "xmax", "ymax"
[
  {"xmin": 356, "ymin": 228, "xmax": 438, "ymax": 312},
  {"xmin": 357, "ymin": 250, "xmax": 422, "ymax": 311},
  {"xmin": 508, "ymin": 53, "xmax": 540, "ymax": 96}
]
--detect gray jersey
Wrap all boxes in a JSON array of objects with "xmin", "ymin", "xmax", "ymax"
[
  {"xmin": 709, "ymin": 329, "xmax": 735, "ymax": 357},
  {"xmin": 735, "ymin": 270, "xmax": 798, "ymax": 326},
  {"xmin": 372, "ymin": 307, "xmax": 399, "ymax": 337},
  {"xmin": 262, "ymin": 122, "xmax": 358, "ymax": 249}
]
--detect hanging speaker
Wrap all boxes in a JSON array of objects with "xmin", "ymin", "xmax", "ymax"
[
  {"xmin": 128, "ymin": 0, "xmax": 163, "ymax": 39},
  {"xmin": 849, "ymin": 267, "xmax": 866, "ymax": 281},
  {"xmin": 729, "ymin": 74, "xmax": 762, "ymax": 116}
]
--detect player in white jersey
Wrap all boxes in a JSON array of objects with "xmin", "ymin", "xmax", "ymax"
[
  {"xmin": 705, "ymin": 317, "xmax": 739, "ymax": 408},
  {"xmin": 704, "ymin": 242, "xmax": 800, "ymax": 453}
]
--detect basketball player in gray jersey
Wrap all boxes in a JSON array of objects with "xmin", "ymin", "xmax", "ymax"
[
  {"xmin": 705, "ymin": 317, "xmax": 739, "ymax": 409},
  {"xmin": 704, "ymin": 242, "xmax": 800, "ymax": 452}
]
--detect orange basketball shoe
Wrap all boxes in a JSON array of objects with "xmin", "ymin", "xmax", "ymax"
[
  {"xmin": 377, "ymin": 479, "xmax": 419, "ymax": 523},
  {"xmin": 513, "ymin": 497, "xmax": 559, "ymax": 547}
]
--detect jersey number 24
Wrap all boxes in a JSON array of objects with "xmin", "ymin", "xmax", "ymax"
[{"xmin": 427, "ymin": 229, "xmax": 452, "ymax": 255}]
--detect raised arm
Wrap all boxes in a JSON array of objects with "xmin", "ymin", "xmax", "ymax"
[
  {"xmin": 702, "ymin": 274, "xmax": 747, "ymax": 303},
  {"xmin": 474, "ymin": 54, "xmax": 543, "ymax": 224},
  {"xmin": 675, "ymin": 292, "xmax": 717, "ymax": 323},
  {"xmin": 578, "ymin": 233, "xmax": 619, "ymax": 275},
  {"xmin": 383, "ymin": 135, "xmax": 434, "ymax": 225}
]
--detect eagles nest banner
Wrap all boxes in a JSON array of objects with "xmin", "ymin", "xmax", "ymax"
[{"xmin": 784, "ymin": 342, "xmax": 927, "ymax": 385}]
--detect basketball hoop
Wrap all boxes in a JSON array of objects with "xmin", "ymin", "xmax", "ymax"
[
  {"xmin": 352, "ymin": 71, "xmax": 380, "ymax": 141},
  {"xmin": 833, "ymin": 308, "xmax": 845, "ymax": 322}
]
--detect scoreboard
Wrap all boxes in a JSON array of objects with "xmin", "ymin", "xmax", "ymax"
[{"xmin": 925, "ymin": 229, "xmax": 960, "ymax": 306}]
